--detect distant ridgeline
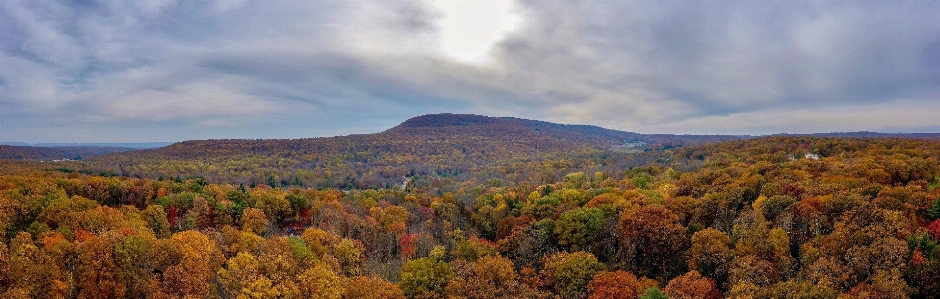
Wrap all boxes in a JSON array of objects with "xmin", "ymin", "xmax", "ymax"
[
  {"xmin": 6, "ymin": 114, "xmax": 939, "ymax": 190},
  {"xmin": 69, "ymin": 114, "xmax": 744, "ymax": 188},
  {"xmin": 771, "ymin": 131, "xmax": 940, "ymax": 140},
  {"xmin": 30, "ymin": 142, "xmax": 175, "ymax": 149},
  {"xmin": 0, "ymin": 142, "xmax": 173, "ymax": 161},
  {"xmin": 0, "ymin": 145, "xmax": 136, "ymax": 161}
]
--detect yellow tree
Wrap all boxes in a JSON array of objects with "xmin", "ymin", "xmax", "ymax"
[
  {"xmin": 258, "ymin": 236, "xmax": 302, "ymax": 295},
  {"xmin": 296, "ymin": 263, "xmax": 344, "ymax": 299},
  {"xmin": 301, "ymin": 227, "xmax": 339, "ymax": 257},
  {"xmin": 218, "ymin": 252, "xmax": 269, "ymax": 298},
  {"xmin": 240, "ymin": 207, "xmax": 269, "ymax": 235},
  {"xmin": 163, "ymin": 230, "xmax": 224, "ymax": 297},
  {"xmin": 445, "ymin": 255, "xmax": 543, "ymax": 299},
  {"xmin": 332, "ymin": 238, "xmax": 363, "ymax": 276},
  {"xmin": 687, "ymin": 228, "xmax": 732, "ymax": 282},
  {"xmin": 76, "ymin": 235, "xmax": 119, "ymax": 299},
  {"xmin": 7, "ymin": 232, "xmax": 42, "ymax": 294},
  {"xmin": 344, "ymin": 276, "xmax": 406, "ymax": 299}
]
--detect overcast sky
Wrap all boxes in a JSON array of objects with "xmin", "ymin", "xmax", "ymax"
[{"xmin": 2, "ymin": 0, "xmax": 939, "ymax": 143}]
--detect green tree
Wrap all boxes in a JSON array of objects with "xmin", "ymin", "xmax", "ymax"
[
  {"xmin": 639, "ymin": 287, "xmax": 669, "ymax": 299},
  {"xmin": 141, "ymin": 205, "xmax": 170, "ymax": 237},
  {"xmin": 400, "ymin": 257, "xmax": 454, "ymax": 298},
  {"xmin": 114, "ymin": 235, "xmax": 150, "ymax": 298},
  {"xmin": 554, "ymin": 207, "xmax": 606, "ymax": 251},
  {"xmin": 542, "ymin": 251, "xmax": 607, "ymax": 299}
]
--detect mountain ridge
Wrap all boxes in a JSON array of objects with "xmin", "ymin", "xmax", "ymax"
[
  {"xmin": 127, "ymin": 113, "xmax": 744, "ymax": 163},
  {"xmin": 6, "ymin": 113, "xmax": 940, "ymax": 189},
  {"xmin": 63, "ymin": 113, "xmax": 747, "ymax": 187},
  {"xmin": 5, "ymin": 114, "xmax": 940, "ymax": 164}
]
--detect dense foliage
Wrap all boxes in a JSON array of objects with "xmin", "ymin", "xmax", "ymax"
[{"xmin": 1, "ymin": 136, "xmax": 940, "ymax": 298}]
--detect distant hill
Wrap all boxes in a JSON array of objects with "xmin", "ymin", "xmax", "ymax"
[
  {"xmin": 385, "ymin": 113, "xmax": 746, "ymax": 146},
  {"xmin": 101, "ymin": 113, "xmax": 745, "ymax": 162},
  {"xmin": 0, "ymin": 142, "xmax": 30, "ymax": 146},
  {"xmin": 78, "ymin": 114, "xmax": 744, "ymax": 187},
  {"xmin": 32, "ymin": 142, "xmax": 174, "ymax": 149},
  {"xmin": 0, "ymin": 142, "xmax": 172, "ymax": 149},
  {"xmin": 0, "ymin": 145, "xmax": 137, "ymax": 161},
  {"xmin": 772, "ymin": 131, "xmax": 940, "ymax": 140},
  {"xmin": 0, "ymin": 142, "xmax": 172, "ymax": 161},
  {"xmin": 69, "ymin": 113, "xmax": 940, "ymax": 188}
]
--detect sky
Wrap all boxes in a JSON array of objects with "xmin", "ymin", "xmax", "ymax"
[{"xmin": 2, "ymin": 0, "xmax": 940, "ymax": 143}]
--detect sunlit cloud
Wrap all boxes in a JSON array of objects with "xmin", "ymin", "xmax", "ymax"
[{"xmin": 431, "ymin": 0, "xmax": 522, "ymax": 64}]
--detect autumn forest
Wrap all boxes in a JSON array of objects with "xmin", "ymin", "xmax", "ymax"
[{"xmin": 2, "ymin": 114, "xmax": 940, "ymax": 299}]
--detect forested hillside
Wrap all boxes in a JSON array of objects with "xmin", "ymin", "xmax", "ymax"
[
  {"xmin": 79, "ymin": 114, "xmax": 744, "ymax": 189},
  {"xmin": 1, "ymin": 136, "xmax": 939, "ymax": 298}
]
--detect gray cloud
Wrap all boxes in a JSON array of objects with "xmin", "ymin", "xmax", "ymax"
[{"xmin": 1, "ymin": 0, "xmax": 939, "ymax": 143}]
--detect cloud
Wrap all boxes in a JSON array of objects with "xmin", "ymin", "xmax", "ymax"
[
  {"xmin": 1, "ymin": 0, "xmax": 939, "ymax": 143},
  {"xmin": 644, "ymin": 96, "xmax": 940, "ymax": 135}
]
